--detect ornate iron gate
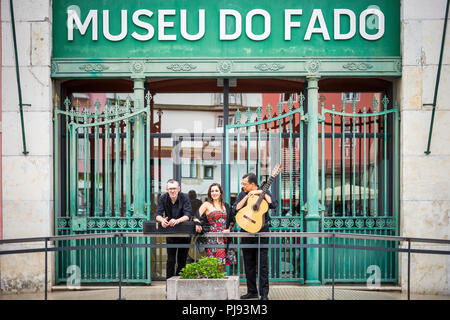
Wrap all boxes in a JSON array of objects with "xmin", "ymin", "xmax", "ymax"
[
  {"xmin": 53, "ymin": 94, "xmax": 152, "ymax": 284},
  {"xmin": 319, "ymin": 96, "xmax": 399, "ymax": 283},
  {"xmin": 224, "ymin": 94, "xmax": 399, "ymax": 284},
  {"xmin": 224, "ymin": 97, "xmax": 305, "ymax": 283}
]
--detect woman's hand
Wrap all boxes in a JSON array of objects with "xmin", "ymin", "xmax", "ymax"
[
  {"xmin": 195, "ymin": 225, "xmax": 203, "ymax": 233},
  {"xmin": 222, "ymin": 228, "xmax": 230, "ymax": 233}
]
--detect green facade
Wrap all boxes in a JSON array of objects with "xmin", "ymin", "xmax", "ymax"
[{"xmin": 51, "ymin": 0, "xmax": 401, "ymax": 284}]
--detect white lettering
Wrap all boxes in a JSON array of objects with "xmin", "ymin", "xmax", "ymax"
[
  {"xmin": 180, "ymin": 9, "xmax": 205, "ymax": 41},
  {"xmin": 284, "ymin": 9, "xmax": 302, "ymax": 41},
  {"xmin": 220, "ymin": 9, "xmax": 242, "ymax": 40},
  {"xmin": 360, "ymin": 8, "xmax": 385, "ymax": 40},
  {"xmin": 103, "ymin": 10, "xmax": 127, "ymax": 41},
  {"xmin": 366, "ymin": 265, "xmax": 381, "ymax": 288},
  {"xmin": 158, "ymin": 9, "xmax": 176, "ymax": 41},
  {"xmin": 66, "ymin": 265, "xmax": 81, "ymax": 289},
  {"xmin": 334, "ymin": 9, "xmax": 356, "ymax": 40},
  {"xmin": 67, "ymin": 9, "xmax": 98, "ymax": 41},
  {"xmin": 131, "ymin": 9, "xmax": 154, "ymax": 41},
  {"xmin": 65, "ymin": 8, "xmax": 387, "ymax": 43},
  {"xmin": 304, "ymin": 9, "xmax": 330, "ymax": 41},
  {"xmin": 245, "ymin": 9, "xmax": 271, "ymax": 41},
  {"xmin": 184, "ymin": 304, "xmax": 217, "ymax": 317}
]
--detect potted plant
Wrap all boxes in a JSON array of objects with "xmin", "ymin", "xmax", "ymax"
[{"xmin": 166, "ymin": 257, "xmax": 239, "ymax": 300}]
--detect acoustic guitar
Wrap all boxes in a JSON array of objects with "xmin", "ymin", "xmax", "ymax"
[{"xmin": 235, "ymin": 163, "xmax": 282, "ymax": 233}]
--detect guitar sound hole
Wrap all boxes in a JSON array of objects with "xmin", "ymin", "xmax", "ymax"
[{"xmin": 252, "ymin": 204, "xmax": 259, "ymax": 211}]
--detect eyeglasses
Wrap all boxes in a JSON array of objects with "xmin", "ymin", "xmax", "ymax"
[
  {"xmin": 240, "ymin": 182, "xmax": 249, "ymax": 187},
  {"xmin": 167, "ymin": 188, "xmax": 178, "ymax": 191}
]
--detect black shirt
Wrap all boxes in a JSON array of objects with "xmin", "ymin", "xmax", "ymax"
[
  {"xmin": 232, "ymin": 188, "xmax": 277, "ymax": 225},
  {"xmin": 155, "ymin": 192, "xmax": 192, "ymax": 220}
]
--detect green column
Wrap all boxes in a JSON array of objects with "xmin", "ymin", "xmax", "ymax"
[
  {"xmin": 133, "ymin": 78, "xmax": 146, "ymax": 216},
  {"xmin": 305, "ymin": 75, "xmax": 321, "ymax": 285}
]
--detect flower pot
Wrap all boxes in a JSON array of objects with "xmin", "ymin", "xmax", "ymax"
[{"xmin": 166, "ymin": 276, "xmax": 239, "ymax": 300}]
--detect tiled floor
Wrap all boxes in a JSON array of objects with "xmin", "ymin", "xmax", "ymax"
[{"xmin": 1, "ymin": 283, "xmax": 449, "ymax": 300}]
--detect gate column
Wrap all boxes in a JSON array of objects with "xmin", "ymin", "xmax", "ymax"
[
  {"xmin": 133, "ymin": 77, "xmax": 146, "ymax": 216},
  {"xmin": 305, "ymin": 75, "xmax": 321, "ymax": 285}
]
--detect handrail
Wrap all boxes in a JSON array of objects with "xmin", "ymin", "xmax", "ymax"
[
  {"xmin": 1, "ymin": 232, "xmax": 448, "ymax": 301},
  {"xmin": 1, "ymin": 231, "xmax": 449, "ymax": 246}
]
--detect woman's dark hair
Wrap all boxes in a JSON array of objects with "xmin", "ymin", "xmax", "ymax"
[{"xmin": 207, "ymin": 183, "xmax": 225, "ymax": 208}]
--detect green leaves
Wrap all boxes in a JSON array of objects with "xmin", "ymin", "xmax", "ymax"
[{"xmin": 179, "ymin": 257, "xmax": 226, "ymax": 279}]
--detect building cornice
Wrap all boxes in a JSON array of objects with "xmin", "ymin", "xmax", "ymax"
[{"xmin": 51, "ymin": 57, "xmax": 402, "ymax": 79}]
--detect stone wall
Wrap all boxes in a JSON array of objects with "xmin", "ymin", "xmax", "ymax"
[
  {"xmin": 0, "ymin": 0, "xmax": 53, "ymax": 292},
  {"xmin": 0, "ymin": 0, "xmax": 448, "ymax": 295},
  {"xmin": 398, "ymin": 0, "xmax": 450, "ymax": 295}
]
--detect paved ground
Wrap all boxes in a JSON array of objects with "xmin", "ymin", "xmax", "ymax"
[{"xmin": 1, "ymin": 282, "xmax": 449, "ymax": 300}]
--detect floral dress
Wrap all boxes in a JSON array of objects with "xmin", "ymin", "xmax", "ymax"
[{"xmin": 206, "ymin": 210, "xmax": 237, "ymax": 265}]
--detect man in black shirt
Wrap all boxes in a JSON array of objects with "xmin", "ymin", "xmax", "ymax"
[
  {"xmin": 155, "ymin": 179, "xmax": 192, "ymax": 279},
  {"xmin": 233, "ymin": 173, "xmax": 277, "ymax": 300}
]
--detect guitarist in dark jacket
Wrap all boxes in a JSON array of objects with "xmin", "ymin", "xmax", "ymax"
[{"xmin": 233, "ymin": 173, "xmax": 277, "ymax": 300}]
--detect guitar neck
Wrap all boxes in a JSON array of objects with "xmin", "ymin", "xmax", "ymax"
[
  {"xmin": 256, "ymin": 175, "xmax": 276, "ymax": 204},
  {"xmin": 262, "ymin": 175, "xmax": 275, "ymax": 192}
]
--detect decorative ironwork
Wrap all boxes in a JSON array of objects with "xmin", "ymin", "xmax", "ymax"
[
  {"xmin": 344, "ymin": 219, "xmax": 354, "ymax": 228},
  {"xmin": 166, "ymin": 63, "xmax": 197, "ymax": 72},
  {"xmin": 335, "ymin": 219, "xmax": 344, "ymax": 228},
  {"xmin": 254, "ymin": 63, "xmax": 285, "ymax": 72},
  {"xmin": 56, "ymin": 217, "xmax": 147, "ymax": 230},
  {"xmin": 225, "ymin": 102, "xmax": 306, "ymax": 283},
  {"xmin": 79, "ymin": 63, "xmax": 110, "ymax": 72},
  {"xmin": 54, "ymin": 96, "xmax": 151, "ymax": 284},
  {"xmin": 355, "ymin": 219, "xmax": 365, "ymax": 228},
  {"xmin": 342, "ymin": 62, "xmax": 374, "ymax": 71},
  {"xmin": 97, "ymin": 220, "xmax": 106, "ymax": 228},
  {"xmin": 322, "ymin": 218, "xmax": 398, "ymax": 230}
]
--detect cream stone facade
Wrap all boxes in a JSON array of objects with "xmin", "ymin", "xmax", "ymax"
[
  {"xmin": 0, "ymin": 0, "xmax": 449, "ymax": 295},
  {"xmin": 0, "ymin": 0, "xmax": 53, "ymax": 292},
  {"xmin": 397, "ymin": 0, "xmax": 450, "ymax": 295}
]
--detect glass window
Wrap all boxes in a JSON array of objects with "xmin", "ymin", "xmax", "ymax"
[
  {"xmin": 204, "ymin": 165, "xmax": 214, "ymax": 180},
  {"xmin": 181, "ymin": 159, "xmax": 197, "ymax": 178},
  {"xmin": 217, "ymin": 115, "xmax": 235, "ymax": 127},
  {"xmin": 342, "ymin": 92, "xmax": 361, "ymax": 102},
  {"xmin": 219, "ymin": 93, "xmax": 242, "ymax": 105},
  {"xmin": 280, "ymin": 93, "xmax": 298, "ymax": 103}
]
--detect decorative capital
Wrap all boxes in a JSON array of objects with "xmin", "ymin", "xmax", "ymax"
[
  {"xmin": 217, "ymin": 60, "xmax": 233, "ymax": 74},
  {"xmin": 130, "ymin": 61, "xmax": 145, "ymax": 75},
  {"xmin": 305, "ymin": 59, "xmax": 321, "ymax": 74}
]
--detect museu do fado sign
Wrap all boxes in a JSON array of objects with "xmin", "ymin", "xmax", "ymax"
[{"xmin": 53, "ymin": 0, "xmax": 400, "ymax": 59}]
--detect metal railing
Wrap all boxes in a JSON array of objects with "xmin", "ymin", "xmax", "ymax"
[{"xmin": 0, "ymin": 232, "xmax": 449, "ymax": 300}]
